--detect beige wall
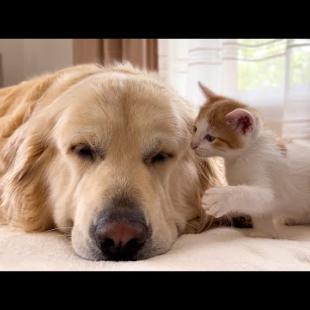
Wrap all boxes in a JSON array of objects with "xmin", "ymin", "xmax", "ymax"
[
  {"xmin": 0, "ymin": 39, "xmax": 73, "ymax": 87},
  {"xmin": 23, "ymin": 39, "xmax": 73, "ymax": 79},
  {"xmin": 0, "ymin": 39, "xmax": 24, "ymax": 87}
]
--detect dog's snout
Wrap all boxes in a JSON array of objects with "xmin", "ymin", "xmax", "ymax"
[
  {"xmin": 95, "ymin": 221, "xmax": 147, "ymax": 261},
  {"xmin": 93, "ymin": 200, "xmax": 150, "ymax": 261}
]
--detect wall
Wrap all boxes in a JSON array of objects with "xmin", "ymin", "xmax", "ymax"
[
  {"xmin": 0, "ymin": 39, "xmax": 24, "ymax": 87},
  {"xmin": 23, "ymin": 39, "xmax": 73, "ymax": 80},
  {"xmin": 0, "ymin": 39, "xmax": 73, "ymax": 87}
]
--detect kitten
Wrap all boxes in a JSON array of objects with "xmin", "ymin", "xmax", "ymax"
[{"xmin": 191, "ymin": 82, "xmax": 310, "ymax": 238}]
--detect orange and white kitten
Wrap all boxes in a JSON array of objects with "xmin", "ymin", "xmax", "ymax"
[{"xmin": 191, "ymin": 83, "xmax": 310, "ymax": 238}]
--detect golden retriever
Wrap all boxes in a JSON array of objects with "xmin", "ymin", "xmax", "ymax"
[{"xmin": 0, "ymin": 63, "xmax": 228, "ymax": 261}]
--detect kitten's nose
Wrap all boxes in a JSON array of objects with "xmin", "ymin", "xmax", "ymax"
[{"xmin": 191, "ymin": 141, "xmax": 199, "ymax": 149}]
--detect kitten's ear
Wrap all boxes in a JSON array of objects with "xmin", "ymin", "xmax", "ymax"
[
  {"xmin": 198, "ymin": 82, "xmax": 217, "ymax": 101},
  {"xmin": 225, "ymin": 108, "xmax": 255, "ymax": 135}
]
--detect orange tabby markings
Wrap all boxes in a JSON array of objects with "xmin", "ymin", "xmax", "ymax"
[{"xmin": 191, "ymin": 83, "xmax": 310, "ymax": 239}]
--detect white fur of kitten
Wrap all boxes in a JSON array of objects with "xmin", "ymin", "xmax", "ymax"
[{"xmin": 191, "ymin": 83, "xmax": 310, "ymax": 238}]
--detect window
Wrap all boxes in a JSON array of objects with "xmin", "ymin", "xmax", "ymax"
[{"xmin": 159, "ymin": 39, "xmax": 310, "ymax": 140}]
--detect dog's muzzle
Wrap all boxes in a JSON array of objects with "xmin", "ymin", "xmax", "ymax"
[{"xmin": 91, "ymin": 195, "xmax": 152, "ymax": 261}]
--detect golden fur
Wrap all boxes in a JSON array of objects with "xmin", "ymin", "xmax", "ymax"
[{"xmin": 0, "ymin": 63, "xmax": 226, "ymax": 259}]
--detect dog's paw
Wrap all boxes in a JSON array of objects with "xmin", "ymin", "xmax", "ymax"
[{"xmin": 202, "ymin": 187, "xmax": 232, "ymax": 218}]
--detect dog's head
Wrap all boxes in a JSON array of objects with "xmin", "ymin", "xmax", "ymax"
[{"xmin": 0, "ymin": 64, "xmax": 222, "ymax": 261}]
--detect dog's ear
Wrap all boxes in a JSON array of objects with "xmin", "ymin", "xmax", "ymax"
[
  {"xmin": 0, "ymin": 64, "xmax": 103, "ymax": 230},
  {"xmin": 0, "ymin": 128, "xmax": 54, "ymax": 231}
]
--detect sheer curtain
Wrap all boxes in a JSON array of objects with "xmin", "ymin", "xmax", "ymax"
[{"xmin": 158, "ymin": 39, "xmax": 310, "ymax": 140}]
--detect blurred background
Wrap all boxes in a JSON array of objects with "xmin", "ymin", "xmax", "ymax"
[{"xmin": 0, "ymin": 39, "xmax": 309, "ymax": 141}]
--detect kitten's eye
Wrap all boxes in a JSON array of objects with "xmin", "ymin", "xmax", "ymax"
[
  {"xmin": 193, "ymin": 126, "xmax": 197, "ymax": 133},
  {"xmin": 71, "ymin": 144, "xmax": 96, "ymax": 161},
  {"xmin": 147, "ymin": 152, "xmax": 173, "ymax": 165},
  {"xmin": 205, "ymin": 134, "xmax": 216, "ymax": 142}
]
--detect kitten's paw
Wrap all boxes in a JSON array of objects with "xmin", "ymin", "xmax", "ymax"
[{"xmin": 202, "ymin": 187, "xmax": 231, "ymax": 218}]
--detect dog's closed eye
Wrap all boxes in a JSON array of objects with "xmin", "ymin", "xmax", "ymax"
[
  {"xmin": 144, "ymin": 152, "xmax": 174, "ymax": 165},
  {"xmin": 71, "ymin": 144, "xmax": 103, "ymax": 161}
]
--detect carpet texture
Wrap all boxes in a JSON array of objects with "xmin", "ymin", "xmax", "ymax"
[{"xmin": 1, "ymin": 225, "xmax": 310, "ymax": 271}]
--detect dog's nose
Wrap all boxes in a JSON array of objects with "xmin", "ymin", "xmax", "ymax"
[
  {"xmin": 93, "ymin": 195, "xmax": 150, "ymax": 261},
  {"xmin": 95, "ymin": 221, "xmax": 147, "ymax": 261}
]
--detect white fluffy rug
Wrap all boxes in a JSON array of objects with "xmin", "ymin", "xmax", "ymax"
[{"xmin": 2, "ymin": 225, "xmax": 310, "ymax": 271}]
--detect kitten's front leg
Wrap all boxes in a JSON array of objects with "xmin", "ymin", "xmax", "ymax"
[
  {"xmin": 202, "ymin": 185, "xmax": 274, "ymax": 218},
  {"xmin": 202, "ymin": 187, "xmax": 234, "ymax": 218}
]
